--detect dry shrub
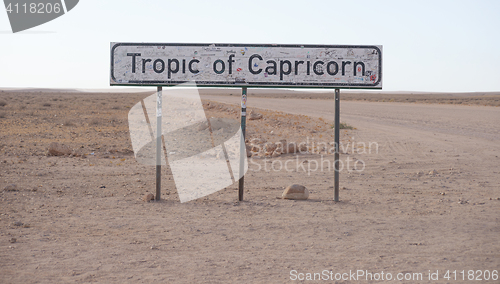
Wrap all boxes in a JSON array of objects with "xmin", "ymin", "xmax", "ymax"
[{"xmin": 332, "ymin": 122, "xmax": 354, "ymax": 130}]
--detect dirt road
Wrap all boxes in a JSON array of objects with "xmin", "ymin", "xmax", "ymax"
[{"xmin": 203, "ymin": 94, "xmax": 500, "ymax": 187}]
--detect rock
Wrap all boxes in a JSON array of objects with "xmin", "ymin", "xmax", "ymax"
[
  {"xmin": 143, "ymin": 193, "xmax": 155, "ymax": 202},
  {"xmin": 216, "ymin": 150, "xmax": 226, "ymax": 160},
  {"xmin": 250, "ymin": 137, "xmax": 266, "ymax": 144},
  {"xmin": 282, "ymin": 184, "xmax": 309, "ymax": 200},
  {"xmin": 9, "ymin": 238, "xmax": 16, "ymax": 243},
  {"xmin": 286, "ymin": 142, "xmax": 298, "ymax": 154},
  {"xmin": 245, "ymin": 144, "xmax": 252, "ymax": 157},
  {"xmin": 248, "ymin": 110, "xmax": 263, "ymax": 120},
  {"xmin": 276, "ymin": 140, "xmax": 287, "ymax": 152},
  {"xmin": 209, "ymin": 118, "xmax": 231, "ymax": 131},
  {"xmin": 48, "ymin": 142, "xmax": 72, "ymax": 156},
  {"xmin": 251, "ymin": 145, "xmax": 261, "ymax": 152},
  {"xmin": 271, "ymin": 150, "xmax": 281, "ymax": 158},
  {"xmin": 263, "ymin": 142, "xmax": 277, "ymax": 154},
  {"xmin": 197, "ymin": 121, "xmax": 209, "ymax": 131},
  {"xmin": 429, "ymin": 169, "xmax": 438, "ymax": 175},
  {"xmin": 4, "ymin": 184, "xmax": 18, "ymax": 191},
  {"xmin": 13, "ymin": 221, "xmax": 23, "ymax": 226},
  {"xmin": 299, "ymin": 143, "xmax": 308, "ymax": 152}
]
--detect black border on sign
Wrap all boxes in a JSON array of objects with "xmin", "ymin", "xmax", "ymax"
[{"xmin": 110, "ymin": 43, "xmax": 382, "ymax": 89}]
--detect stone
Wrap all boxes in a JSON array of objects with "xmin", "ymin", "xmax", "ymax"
[
  {"xmin": 4, "ymin": 184, "xmax": 18, "ymax": 191},
  {"xmin": 251, "ymin": 145, "xmax": 261, "ymax": 153},
  {"xmin": 263, "ymin": 142, "xmax": 277, "ymax": 154},
  {"xmin": 245, "ymin": 144, "xmax": 253, "ymax": 157},
  {"xmin": 143, "ymin": 193, "xmax": 155, "ymax": 202},
  {"xmin": 197, "ymin": 121, "xmax": 209, "ymax": 131},
  {"xmin": 208, "ymin": 118, "xmax": 233, "ymax": 132},
  {"xmin": 216, "ymin": 150, "xmax": 226, "ymax": 160},
  {"xmin": 286, "ymin": 142, "xmax": 298, "ymax": 154},
  {"xmin": 429, "ymin": 169, "xmax": 438, "ymax": 175},
  {"xmin": 197, "ymin": 118, "xmax": 236, "ymax": 133},
  {"xmin": 282, "ymin": 184, "xmax": 309, "ymax": 200},
  {"xmin": 250, "ymin": 137, "xmax": 266, "ymax": 144},
  {"xmin": 48, "ymin": 142, "xmax": 72, "ymax": 156},
  {"xmin": 299, "ymin": 143, "xmax": 308, "ymax": 152},
  {"xmin": 276, "ymin": 140, "xmax": 287, "ymax": 153},
  {"xmin": 271, "ymin": 150, "xmax": 281, "ymax": 158},
  {"xmin": 248, "ymin": 111, "xmax": 263, "ymax": 120}
]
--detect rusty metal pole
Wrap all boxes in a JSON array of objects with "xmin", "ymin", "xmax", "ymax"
[
  {"xmin": 238, "ymin": 87, "xmax": 247, "ymax": 201},
  {"xmin": 334, "ymin": 88, "xmax": 340, "ymax": 202}
]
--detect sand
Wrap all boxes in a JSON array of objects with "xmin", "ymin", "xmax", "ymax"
[{"xmin": 0, "ymin": 90, "xmax": 499, "ymax": 283}]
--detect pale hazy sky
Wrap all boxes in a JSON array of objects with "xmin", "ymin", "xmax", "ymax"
[{"xmin": 1, "ymin": 0, "xmax": 499, "ymax": 92}]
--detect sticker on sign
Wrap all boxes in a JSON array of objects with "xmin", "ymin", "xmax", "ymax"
[{"xmin": 110, "ymin": 43, "xmax": 382, "ymax": 89}]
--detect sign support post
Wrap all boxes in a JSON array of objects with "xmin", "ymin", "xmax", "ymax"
[
  {"xmin": 238, "ymin": 87, "xmax": 247, "ymax": 201},
  {"xmin": 334, "ymin": 89, "xmax": 340, "ymax": 202},
  {"xmin": 155, "ymin": 86, "xmax": 162, "ymax": 201}
]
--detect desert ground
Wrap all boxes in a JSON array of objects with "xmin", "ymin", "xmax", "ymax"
[{"xmin": 0, "ymin": 89, "xmax": 499, "ymax": 283}]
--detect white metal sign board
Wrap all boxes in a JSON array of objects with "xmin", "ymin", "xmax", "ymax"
[{"xmin": 110, "ymin": 43, "xmax": 382, "ymax": 89}]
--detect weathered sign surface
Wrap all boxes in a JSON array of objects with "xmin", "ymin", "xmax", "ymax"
[{"xmin": 110, "ymin": 43, "xmax": 382, "ymax": 89}]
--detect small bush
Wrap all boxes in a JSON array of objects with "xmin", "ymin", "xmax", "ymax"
[
  {"xmin": 332, "ymin": 122, "xmax": 354, "ymax": 130},
  {"xmin": 339, "ymin": 122, "xmax": 354, "ymax": 129},
  {"xmin": 43, "ymin": 103, "xmax": 51, "ymax": 107},
  {"xmin": 0, "ymin": 100, "xmax": 6, "ymax": 107}
]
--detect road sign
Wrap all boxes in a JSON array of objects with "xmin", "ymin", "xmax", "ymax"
[
  {"xmin": 111, "ymin": 42, "xmax": 384, "ymax": 202},
  {"xmin": 110, "ymin": 43, "xmax": 382, "ymax": 89}
]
